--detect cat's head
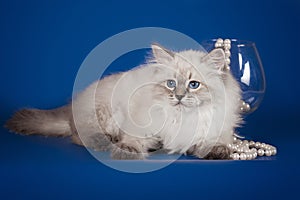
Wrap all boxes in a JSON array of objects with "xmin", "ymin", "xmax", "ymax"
[{"xmin": 151, "ymin": 43, "xmax": 226, "ymax": 109}]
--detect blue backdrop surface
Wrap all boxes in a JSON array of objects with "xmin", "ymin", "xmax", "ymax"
[{"xmin": 1, "ymin": 0, "xmax": 300, "ymax": 199}]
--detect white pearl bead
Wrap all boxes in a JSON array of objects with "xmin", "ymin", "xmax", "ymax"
[
  {"xmin": 261, "ymin": 143, "xmax": 266, "ymax": 149},
  {"xmin": 242, "ymin": 140, "xmax": 248, "ymax": 144},
  {"xmin": 255, "ymin": 142, "xmax": 261, "ymax": 148},
  {"xmin": 224, "ymin": 39, "xmax": 231, "ymax": 44},
  {"xmin": 257, "ymin": 149, "xmax": 264, "ymax": 156},
  {"xmin": 215, "ymin": 43, "xmax": 223, "ymax": 48},
  {"xmin": 244, "ymin": 144, "xmax": 249, "ymax": 148},
  {"xmin": 237, "ymin": 148, "xmax": 243, "ymax": 153},
  {"xmin": 264, "ymin": 145, "xmax": 271, "ymax": 150},
  {"xmin": 244, "ymin": 103, "xmax": 250, "ymax": 111},
  {"xmin": 249, "ymin": 141, "xmax": 255, "ymax": 146},
  {"xmin": 272, "ymin": 148, "xmax": 277, "ymax": 155},
  {"xmin": 243, "ymin": 148, "xmax": 250, "ymax": 153},
  {"xmin": 246, "ymin": 153, "xmax": 253, "ymax": 160},
  {"xmin": 240, "ymin": 153, "xmax": 247, "ymax": 160},
  {"xmin": 217, "ymin": 38, "xmax": 223, "ymax": 44},
  {"xmin": 265, "ymin": 149, "xmax": 272, "ymax": 156},
  {"xmin": 253, "ymin": 152, "xmax": 257, "ymax": 158},
  {"xmin": 231, "ymin": 153, "xmax": 240, "ymax": 160},
  {"xmin": 225, "ymin": 58, "xmax": 231, "ymax": 65},
  {"xmin": 225, "ymin": 65, "xmax": 230, "ymax": 71},
  {"xmin": 250, "ymin": 148, "xmax": 257, "ymax": 152},
  {"xmin": 224, "ymin": 43, "xmax": 231, "ymax": 49}
]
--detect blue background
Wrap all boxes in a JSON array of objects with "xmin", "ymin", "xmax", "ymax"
[{"xmin": 1, "ymin": 0, "xmax": 299, "ymax": 199}]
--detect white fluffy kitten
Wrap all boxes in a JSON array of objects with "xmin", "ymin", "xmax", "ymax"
[{"xmin": 6, "ymin": 44, "xmax": 242, "ymax": 160}]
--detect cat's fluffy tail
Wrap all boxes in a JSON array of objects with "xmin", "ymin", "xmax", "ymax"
[{"xmin": 5, "ymin": 106, "xmax": 72, "ymax": 137}]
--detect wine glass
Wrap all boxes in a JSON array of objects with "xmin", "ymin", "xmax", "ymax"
[{"xmin": 201, "ymin": 39, "xmax": 266, "ymax": 114}]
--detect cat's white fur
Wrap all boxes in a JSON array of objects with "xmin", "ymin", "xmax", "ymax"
[
  {"xmin": 72, "ymin": 44, "xmax": 242, "ymax": 158},
  {"xmin": 6, "ymin": 43, "xmax": 242, "ymax": 159}
]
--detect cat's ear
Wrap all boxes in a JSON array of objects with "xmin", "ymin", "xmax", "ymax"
[
  {"xmin": 201, "ymin": 48, "xmax": 225, "ymax": 71},
  {"xmin": 151, "ymin": 43, "xmax": 175, "ymax": 64}
]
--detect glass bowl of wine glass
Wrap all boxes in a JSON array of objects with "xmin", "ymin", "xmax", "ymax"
[{"xmin": 201, "ymin": 39, "xmax": 266, "ymax": 114}]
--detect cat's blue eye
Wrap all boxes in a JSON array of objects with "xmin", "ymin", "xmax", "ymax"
[
  {"xmin": 166, "ymin": 80, "xmax": 176, "ymax": 89},
  {"xmin": 189, "ymin": 81, "xmax": 201, "ymax": 89}
]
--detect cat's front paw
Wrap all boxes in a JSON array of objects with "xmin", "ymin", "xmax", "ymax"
[
  {"xmin": 140, "ymin": 137, "xmax": 163, "ymax": 153},
  {"xmin": 147, "ymin": 140, "xmax": 163, "ymax": 152},
  {"xmin": 204, "ymin": 145, "xmax": 231, "ymax": 160},
  {"xmin": 111, "ymin": 143, "xmax": 146, "ymax": 160}
]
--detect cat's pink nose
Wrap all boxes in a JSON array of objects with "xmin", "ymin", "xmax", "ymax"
[{"xmin": 175, "ymin": 95, "xmax": 184, "ymax": 101}]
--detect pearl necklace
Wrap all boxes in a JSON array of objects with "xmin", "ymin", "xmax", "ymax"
[
  {"xmin": 214, "ymin": 38, "xmax": 277, "ymax": 160},
  {"xmin": 228, "ymin": 136, "xmax": 277, "ymax": 160}
]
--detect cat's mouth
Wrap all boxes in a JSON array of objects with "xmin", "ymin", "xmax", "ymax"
[
  {"xmin": 174, "ymin": 102, "xmax": 181, "ymax": 106},
  {"xmin": 170, "ymin": 98, "xmax": 196, "ymax": 108},
  {"xmin": 173, "ymin": 101, "xmax": 189, "ymax": 107},
  {"xmin": 172, "ymin": 100, "xmax": 200, "ymax": 108}
]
